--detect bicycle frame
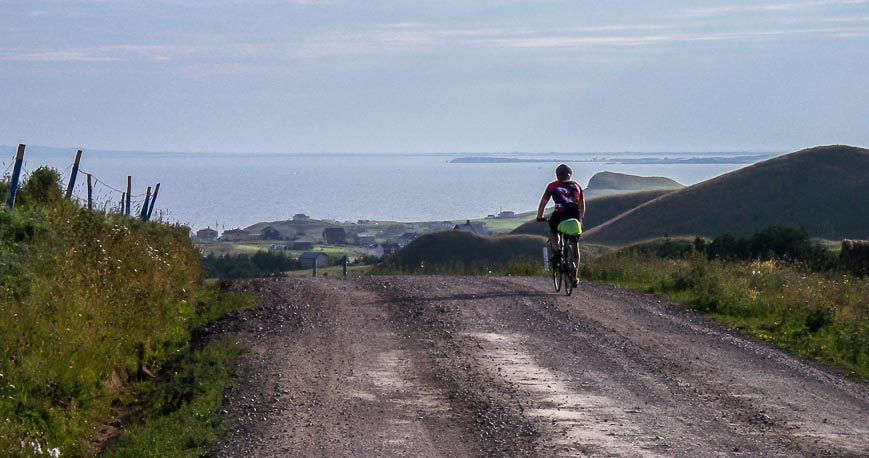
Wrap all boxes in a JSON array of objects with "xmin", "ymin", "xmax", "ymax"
[{"xmin": 550, "ymin": 232, "xmax": 578, "ymax": 295}]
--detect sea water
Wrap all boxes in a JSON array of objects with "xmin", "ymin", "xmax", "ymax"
[{"xmin": 3, "ymin": 149, "xmax": 769, "ymax": 232}]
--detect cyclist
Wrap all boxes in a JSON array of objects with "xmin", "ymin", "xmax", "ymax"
[{"xmin": 536, "ymin": 164, "xmax": 585, "ymax": 286}]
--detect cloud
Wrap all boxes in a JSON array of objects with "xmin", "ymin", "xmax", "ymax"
[
  {"xmin": 0, "ymin": 50, "xmax": 120, "ymax": 62},
  {"xmin": 687, "ymin": 0, "xmax": 869, "ymax": 17},
  {"xmin": 484, "ymin": 27, "xmax": 863, "ymax": 50}
]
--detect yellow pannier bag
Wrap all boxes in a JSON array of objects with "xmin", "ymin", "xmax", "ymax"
[{"xmin": 557, "ymin": 218, "xmax": 582, "ymax": 236}]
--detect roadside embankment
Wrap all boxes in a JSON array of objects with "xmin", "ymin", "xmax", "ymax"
[{"xmin": 1, "ymin": 168, "xmax": 248, "ymax": 455}]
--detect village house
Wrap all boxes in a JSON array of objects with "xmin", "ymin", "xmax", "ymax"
[
  {"xmin": 381, "ymin": 242, "xmax": 401, "ymax": 256},
  {"xmin": 383, "ymin": 224, "xmax": 409, "ymax": 236},
  {"xmin": 260, "ymin": 226, "xmax": 283, "ymax": 240},
  {"xmin": 453, "ymin": 220, "xmax": 489, "ymax": 236},
  {"xmin": 427, "ymin": 221, "xmax": 454, "ymax": 233},
  {"xmin": 195, "ymin": 227, "xmax": 218, "ymax": 241},
  {"xmin": 322, "ymin": 227, "xmax": 347, "ymax": 245},
  {"xmin": 497, "ymin": 210, "xmax": 516, "ymax": 219},
  {"xmin": 366, "ymin": 244, "xmax": 385, "ymax": 258},
  {"xmin": 353, "ymin": 233, "xmax": 376, "ymax": 245},
  {"xmin": 397, "ymin": 232, "xmax": 418, "ymax": 248},
  {"xmin": 299, "ymin": 252, "xmax": 328, "ymax": 268},
  {"xmin": 220, "ymin": 228, "xmax": 250, "ymax": 241}
]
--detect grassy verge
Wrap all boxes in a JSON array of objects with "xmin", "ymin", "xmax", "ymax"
[
  {"xmin": 105, "ymin": 287, "xmax": 253, "ymax": 456},
  {"xmin": 582, "ymin": 252, "xmax": 868, "ymax": 379},
  {"xmin": 0, "ymin": 168, "xmax": 255, "ymax": 455}
]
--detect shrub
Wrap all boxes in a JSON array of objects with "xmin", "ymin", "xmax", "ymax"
[
  {"xmin": 705, "ymin": 225, "xmax": 837, "ymax": 271},
  {"xmin": 202, "ymin": 251, "xmax": 302, "ymax": 278}
]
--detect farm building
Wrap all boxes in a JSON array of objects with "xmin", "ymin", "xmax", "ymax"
[
  {"xmin": 196, "ymin": 227, "xmax": 218, "ymax": 241},
  {"xmin": 220, "ymin": 228, "xmax": 251, "ymax": 241},
  {"xmin": 299, "ymin": 252, "xmax": 328, "ymax": 268},
  {"xmin": 427, "ymin": 221, "xmax": 454, "ymax": 232},
  {"xmin": 353, "ymin": 233, "xmax": 376, "ymax": 245},
  {"xmin": 454, "ymin": 220, "xmax": 489, "ymax": 236},
  {"xmin": 397, "ymin": 232, "xmax": 418, "ymax": 248},
  {"xmin": 366, "ymin": 244, "xmax": 385, "ymax": 258},
  {"xmin": 260, "ymin": 226, "xmax": 283, "ymax": 240},
  {"xmin": 293, "ymin": 213, "xmax": 310, "ymax": 221},
  {"xmin": 323, "ymin": 228, "xmax": 347, "ymax": 244}
]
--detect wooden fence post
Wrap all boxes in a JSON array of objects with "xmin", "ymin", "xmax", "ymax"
[
  {"xmin": 342, "ymin": 255, "xmax": 348, "ymax": 277},
  {"xmin": 146, "ymin": 183, "xmax": 160, "ymax": 220},
  {"xmin": 65, "ymin": 149, "xmax": 82, "ymax": 199},
  {"xmin": 140, "ymin": 186, "xmax": 152, "ymax": 221},
  {"xmin": 120, "ymin": 192, "xmax": 126, "ymax": 214},
  {"xmin": 312, "ymin": 261, "xmax": 318, "ymax": 277},
  {"xmin": 86, "ymin": 173, "xmax": 93, "ymax": 210},
  {"xmin": 4, "ymin": 144, "xmax": 26, "ymax": 208},
  {"xmin": 125, "ymin": 176, "xmax": 132, "ymax": 217}
]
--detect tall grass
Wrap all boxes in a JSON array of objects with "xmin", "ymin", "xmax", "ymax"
[
  {"xmin": 582, "ymin": 251, "xmax": 868, "ymax": 379},
  {"xmin": 0, "ymin": 168, "xmax": 244, "ymax": 455}
]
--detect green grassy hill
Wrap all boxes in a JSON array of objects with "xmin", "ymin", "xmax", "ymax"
[
  {"xmin": 585, "ymin": 171, "xmax": 683, "ymax": 198},
  {"xmin": 376, "ymin": 231, "xmax": 547, "ymax": 274},
  {"xmin": 511, "ymin": 189, "xmax": 675, "ymax": 237},
  {"xmin": 582, "ymin": 145, "xmax": 869, "ymax": 246}
]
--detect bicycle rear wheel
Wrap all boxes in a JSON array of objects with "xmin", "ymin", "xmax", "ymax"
[{"xmin": 551, "ymin": 253, "xmax": 562, "ymax": 292}]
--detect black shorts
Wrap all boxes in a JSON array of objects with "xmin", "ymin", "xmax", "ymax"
[{"xmin": 549, "ymin": 209, "xmax": 581, "ymax": 235}]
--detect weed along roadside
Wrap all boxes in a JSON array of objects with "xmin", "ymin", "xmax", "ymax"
[
  {"xmin": 0, "ymin": 159, "xmax": 254, "ymax": 455},
  {"xmin": 581, "ymin": 230, "xmax": 869, "ymax": 380}
]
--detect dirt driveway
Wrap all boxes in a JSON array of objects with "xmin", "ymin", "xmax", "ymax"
[{"xmin": 208, "ymin": 276, "xmax": 868, "ymax": 456}]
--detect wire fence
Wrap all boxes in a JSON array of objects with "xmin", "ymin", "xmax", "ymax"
[{"xmin": 3, "ymin": 146, "xmax": 160, "ymax": 219}]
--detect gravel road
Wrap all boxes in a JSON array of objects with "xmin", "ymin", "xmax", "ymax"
[{"xmin": 208, "ymin": 276, "xmax": 868, "ymax": 456}]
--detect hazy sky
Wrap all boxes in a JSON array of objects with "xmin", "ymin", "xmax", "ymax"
[{"xmin": 2, "ymin": 0, "xmax": 868, "ymax": 153}]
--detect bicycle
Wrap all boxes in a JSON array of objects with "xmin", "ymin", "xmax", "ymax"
[{"xmin": 547, "ymin": 218, "xmax": 582, "ymax": 295}]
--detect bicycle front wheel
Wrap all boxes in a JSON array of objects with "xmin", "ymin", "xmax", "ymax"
[
  {"xmin": 563, "ymin": 242, "xmax": 576, "ymax": 296},
  {"xmin": 551, "ymin": 257, "xmax": 562, "ymax": 292}
]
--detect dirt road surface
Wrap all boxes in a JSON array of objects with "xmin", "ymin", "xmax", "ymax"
[{"xmin": 208, "ymin": 276, "xmax": 868, "ymax": 456}]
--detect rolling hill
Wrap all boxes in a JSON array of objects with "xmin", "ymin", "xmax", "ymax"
[
  {"xmin": 511, "ymin": 189, "xmax": 676, "ymax": 237},
  {"xmin": 581, "ymin": 145, "xmax": 869, "ymax": 246},
  {"xmin": 377, "ymin": 231, "xmax": 547, "ymax": 273}
]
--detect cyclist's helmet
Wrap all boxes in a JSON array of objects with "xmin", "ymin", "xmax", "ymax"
[{"xmin": 556, "ymin": 164, "xmax": 572, "ymax": 180}]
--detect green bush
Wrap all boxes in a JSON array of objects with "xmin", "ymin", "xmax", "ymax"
[
  {"xmin": 202, "ymin": 251, "xmax": 302, "ymax": 278},
  {"xmin": 705, "ymin": 225, "xmax": 837, "ymax": 271}
]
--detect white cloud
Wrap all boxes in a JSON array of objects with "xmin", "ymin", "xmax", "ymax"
[
  {"xmin": 687, "ymin": 0, "xmax": 869, "ymax": 17},
  {"xmin": 483, "ymin": 27, "xmax": 863, "ymax": 50},
  {"xmin": 0, "ymin": 50, "xmax": 120, "ymax": 62}
]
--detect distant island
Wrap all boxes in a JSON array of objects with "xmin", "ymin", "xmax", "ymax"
[{"xmin": 450, "ymin": 154, "xmax": 775, "ymax": 165}]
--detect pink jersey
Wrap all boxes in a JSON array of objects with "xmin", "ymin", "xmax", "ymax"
[{"xmin": 543, "ymin": 180, "xmax": 584, "ymax": 212}]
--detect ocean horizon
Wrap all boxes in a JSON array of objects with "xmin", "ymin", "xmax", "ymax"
[{"xmin": 3, "ymin": 146, "xmax": 780, "ymax": 232}]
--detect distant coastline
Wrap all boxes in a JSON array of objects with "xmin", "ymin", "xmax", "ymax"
[{"xmin": 450, "ymin": 154, "xmax": 775, "ymax": 165}]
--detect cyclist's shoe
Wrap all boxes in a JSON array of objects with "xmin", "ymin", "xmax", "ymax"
[{"xmin": 571, "ymin": 278, "xmax": 579, "ymax": 288}]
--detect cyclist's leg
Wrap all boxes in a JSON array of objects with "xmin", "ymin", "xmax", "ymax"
[{"xmin": 548, "ymin": 213, "xmax": 563, "ymax": 265}]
